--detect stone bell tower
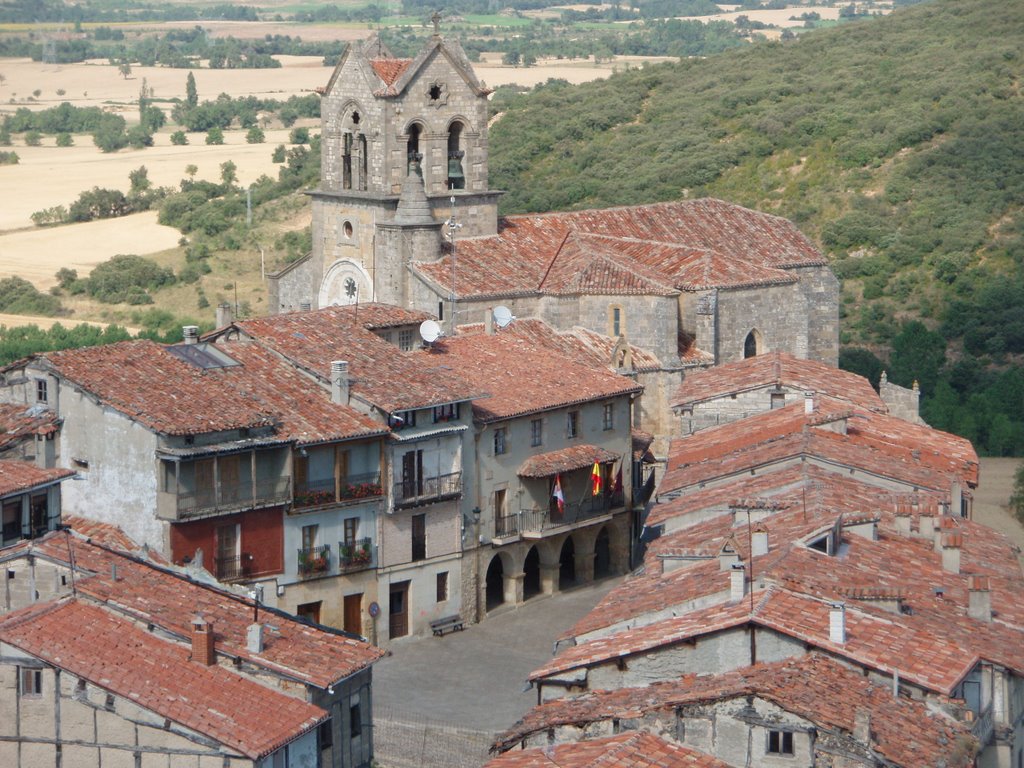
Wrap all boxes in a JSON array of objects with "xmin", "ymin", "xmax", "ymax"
[{"xmin": 280, "ymin": 24, "xmax": 500, "ymax": 313}]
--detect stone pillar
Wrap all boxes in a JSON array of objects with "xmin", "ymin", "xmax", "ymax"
[
  {"xmin": 574, "ymin": 552, "xmax": 596, "ymax": 584},
  {"xmin": 540, "ymin": 564, "xmax": 560, "ymax": 595},
  {"xmin": 504, "ymin": 572, "xmax": 524, "ymax": 605}
]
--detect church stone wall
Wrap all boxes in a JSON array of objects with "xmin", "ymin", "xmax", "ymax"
[
  {"xmin": 716, "ymin": 283, "xmax": 811, "ymax": 364},
  {"xmin": 796, "ymin": 265, "xmax": 840, "ymax": 366}
]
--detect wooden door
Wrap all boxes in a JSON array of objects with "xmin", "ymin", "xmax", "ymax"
[
  {"xmin": 389, "ymin": 581, "xmax": 409, "ymax": 639},
  {"xmin": 344, "ymin": 593, "xmax": 362, "ymax": 636}
]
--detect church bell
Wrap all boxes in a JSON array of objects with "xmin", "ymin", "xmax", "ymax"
[{"xmin": 447, "ymin": 152, "xmax": 465, "ymax": 190}]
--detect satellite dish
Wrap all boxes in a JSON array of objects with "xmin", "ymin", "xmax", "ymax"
[
  {"xmin": 493, "ymin": 306, "xmax": 515, "ymax": 329},
  {"xmin": 419, "ymin": 319, "xmax": 442, "ymax": 343}
]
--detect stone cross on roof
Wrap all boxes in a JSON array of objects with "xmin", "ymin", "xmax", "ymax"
[{"xmin": 431, "ymin": 10, "xmax": 442, "ymax": 34}]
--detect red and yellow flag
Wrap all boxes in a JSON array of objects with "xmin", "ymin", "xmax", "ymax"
[{"xmin": 591, "ymin": 462, "xmax": 601, "ymax": 496}]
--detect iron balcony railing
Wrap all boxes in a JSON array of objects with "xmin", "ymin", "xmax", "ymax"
[
  {"xmin": 176, "ymin": 477, "xmax": 292, "ymax": 518},
  {"xmin": 500, "ymin": 491, "xmax": 625, "ymax": 537},
  {"xmin": 394, "ymin": 471, "xmax": 462, "ymax": 508},
  {"xmin": 297, "ymin": 543, "xmax": 331, "ymax": 578},
  {"xmin": 214, "ymin": 553, "xmax": 251, "ymax": 582},
  {"xmin": 972, "ymin": 703, "xmax": 995, "ymax": 748},
  {"xmin": 294, "ymin": 472, "xmax": 383, "ymax": 509},
  {"xmin": 338, "ymin": 536, "xmax": 375, "ymax": 573}
]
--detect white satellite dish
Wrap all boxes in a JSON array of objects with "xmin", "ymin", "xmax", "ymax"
[
  {"xmin": 493, "ymin": 306, "xmax": 515, "ymax": 329},
  {"xmin": 419, "ymin": 319, "xmax": 443, "ymax": 343}
]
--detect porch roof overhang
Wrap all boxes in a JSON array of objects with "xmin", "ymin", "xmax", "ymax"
[
  {"xmin": 155, "ymin": 437, "xmax": 291, "ymax": 461},
  {"xmin": 518, "ymin": 445, "xmax": 619, "ymax": 479}
]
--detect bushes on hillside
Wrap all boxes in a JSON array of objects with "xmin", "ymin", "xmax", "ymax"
[
  {"xmin": 76, "ymin": 255, "xmax": 176, "ymax": 304},
  {"xmin": 0, "ymin": 277, "xmax": 63, "ymax": 316}
]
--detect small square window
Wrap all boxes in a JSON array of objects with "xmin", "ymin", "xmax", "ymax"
[
  {"xmin": 494, "ymin": 427, "xmax": 507, "ymax": 456},
  {"xmin": 35, "ymin": 379, "xmax": 47, "ymax": 403},
  {"xmin": 20, "ymin": 668, "xmax": 42, "ymax": 697},
  {"xmin": 436, "ymin": 571, "xmax": 449, "ymax": 602},
  {"xmin": 602, "ymin": 403, "xmax": 614, "ymax": 431},
  {"xmin": 767, "ymin": 729, "xmax": 794, "ymax": 755},
  {"xmin": 567, "ymin": 411, "xmax": 579, "ymax": 439},
  {"xmin": 398, "ymin": 329, "xmax": 414, "ymax": 351},
  {"xmin": 433, "ymin": 403, "xmax": 459, "ymax": 423},
  {"xmin": 531, "ymin": 419, "xmax": 542, "ymax": 447}
]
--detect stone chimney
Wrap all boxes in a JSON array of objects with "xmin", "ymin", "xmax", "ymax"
[
  {"xmin": 894, "ymin": 512, "xmax": 912, "ymax": 536},
  {"xmin": 968, "ymin": 575, "xmax": 992, "ymax": 622},
  {"xmin": 484, "ymin": 307, "xmax": 494, "ymax": 335},
  {"xmin": 718, "ymin": 544, "xmax": 740, "ymax": 571},
  {"xmin": 182, "ymin": 325, "xmax": 199, "ymax": 345},
  {"xmin": 829, "ymin": 601, "xmax": 846, "ymax": 644},
  {"xmin": 216, "ymin": 302, "xmax": 233, "ymax": 328},
  {"xmin": 331, "ymin": 361, "xmax": 350, "ymax": 405},
  {"xmin": 751, "ymin": 524, "xmax": 769, "ymax": 557},
  {"xmin": 247, "ymin": 623, "xmax": 265, "ymax": 653},
  {"xmin": 918, "ymin": 514, "xmax": 936, "ymax": 541},
  {"xmin": 191, "ymin": 616, "xmax": 215, "ymax": 666},
  {"xmin": 940, "ymin": 531, "xmax": 962, "ymax": 574},
  {"xmin": 730, "ymin": 563, "xmax": 746, "ymax": 602},
  {"xmin": 804, "ymin": 391, "xmax": 815, "ymax": 415},
  {"xmin": 950, "ymin": 480, "xmax": 963, "ymax": 518},
  {"xmin": 853, "ymin": 708, "xmax": 871, "ymax": 743}
]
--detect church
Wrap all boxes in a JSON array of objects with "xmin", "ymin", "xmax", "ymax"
[{"xmin": 269, "ymin": 28, "xmax": 840, "ymax": 445}]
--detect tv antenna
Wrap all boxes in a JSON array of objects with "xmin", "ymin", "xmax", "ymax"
[
  {"xmin": 419, "ymin": 319, "xmax": 443, "ymax": 344},
  {"xmin": 493, "ymin": 306, "xmax": 515, "ymax": 329},
  {"xmin": 447, "ymin": 195, "xmax": 463, "ymax": 337}
]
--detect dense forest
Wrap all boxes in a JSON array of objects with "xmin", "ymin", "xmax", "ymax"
[{"xmin": 488, "ymin": 0, "xmax": 1024, "ymax": 455}]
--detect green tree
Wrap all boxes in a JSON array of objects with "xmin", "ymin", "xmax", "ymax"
[
  {"xmin": 23, "ymin": 130, "xmax": 42, "ymax": 146},
  {"xmin": 289, "ymin": 126, "xmax": 309, "ymax": 145},
  {"xmin": 170, "ymin": 130, "xmax": 188, "ymax": 145},
  {"xmin": 1011, "ymin": 462, "xmax": 1024, "ymax": 523},
  {"xmin": 117, "ymin": 59, "xmax": 132, "ymax": 80},
  {"xmin": 185, "ymin": 72, "xmax": 198, "ymax": 109},
  {"xmin": 246, "ymin": 126, "xmax": 264, "ymax": 144},
  {"xmin": 129, "ymin": 165, "xmax": 150, "ymax": 193},
  {"xmin": 220, "ymin": 160, "xmax": 237, "ymax": 186},
  {"xmin": 205, "ymin": 126, "xmax": 224, "ymax": 145},
  {"xmin": 272, "ymin": 144, "xmax": 286, "ymax": 163},
  {"xmin": 185, "ymin": 163, "xmax": 198, "ymax": 179},
  {"xmin": 55, "ymin": 132, "xmax": 73, "ymax": 147},
  {"xmin": 126, "ymin": 125, "xmax": 153, "ymax": 148}
]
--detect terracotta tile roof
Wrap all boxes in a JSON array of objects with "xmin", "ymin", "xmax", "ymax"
[
  {"xmin": 370, "ymin": 57, "xmax": 412, "ymax": 85},
  {"xmin": 0, "ymin": 598, "xmax": 327, "ymax": 760},
  {"xmin": 659, "ymin": 398, "xmax": 978, "ymax": 496},
  {"xmin": 415, "ymin": 199, "xmax": 826, "ymax": 300},
  {"xmin": 61, "ymin": 515, "xmax": 165, "ymax": 560},
  {"xmin": 0, "ymin": 460, "xmax": 73, "ymax": 497},
  {"xmin": 486, "ymin": 732, "xmax": 730, "ymax": 768},
  {"xmin": 519, "ymin": 445, "xmax": 621, "ymax": 479},
  {"xmin": 0, "ymin": 402, "xmax": 60, "ymax": 450},
  {"xmin": 231, "ymin": 305, "xmax": 483, "ymax": 413},
  {"xmin": 500, "ymin": 655, "xmax": 974, "ymax": 767},
  {"xmin": 671, "ymin": 351, "xmax": 885, "ymax": 412},
  {"xmin": 425, "ymin": 321, "xmax": 642, "ymax": 422},
  {"xmin": 26, "ymin": 532, "xmax": 383, "ymax": 687},
  {"xmin": 41, "ymin": 340, "xmax": 277, "ymax": 436}
]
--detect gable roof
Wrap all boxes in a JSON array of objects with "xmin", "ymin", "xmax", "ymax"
[
  {"xmin": 0, "ymin": 403, "xmax": 60, "ymax": 451},
  {"xmin": 0, "ymin": 460, "xmax": 73, "ymax": 497},
  {"xmin": 0, "ymin": 598, "xmax": 327, "ymax": 760},
  {"xmin": 415, "ymin": 199, "xmax": 827, "ymax": 301},
  {"xmin": 672, "ymin": 351, "xmax": 885, "ymax": 412},
  {"xmin": 486, "ymin": 732, "xmax": 730, "ymax": 768}
]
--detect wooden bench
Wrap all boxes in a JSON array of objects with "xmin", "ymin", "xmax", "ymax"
[{"xmin": 430, "ymin": 614, "xmax": 464, "ymax": 636}]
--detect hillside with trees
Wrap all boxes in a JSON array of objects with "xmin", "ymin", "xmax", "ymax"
[{"xmin": 488, "ymin": 0, "xmax": 1024, "ymax": 456}]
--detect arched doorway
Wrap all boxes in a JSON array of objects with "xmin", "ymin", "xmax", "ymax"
[
  {"xmin": 523, "ymin": 546, "xmax": 541, "ymax": 600},
  {"xmin": 744, "ymin": 329, "xmax": 762, "ymax": 359},
  {"xmin": 485, "ymin": 554, "xmax": 505, "ymax": 611},
  {"xmin": 559, "ymin": 537, "xmax": 576, "ymax": 590},
  {"xmin": 594, "ymin": 527, "xmax": 612, "ymax": 579}
]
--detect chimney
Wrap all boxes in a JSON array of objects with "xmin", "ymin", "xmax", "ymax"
[
  {"xmin": 918, "ymin": 514, "xmax": 936, "ymax": 541},
  {"xmin": 484, "ymin": 307, "xmax": 494, "ymax": 335},
  {"xmin": 894, "ymin": 512, "xmax": 911, "ymax": 536},
  {"xmin": 247, "ymin": 622, "xmax": 265, "ymax": 653},
  {"xmin": 730, "ymin": 563, "xmax": 746, "ymax": 602},
  {"xmin": 191, "ymin": 616, "xmax": 215, "ymax": 666},
  {"xmin": 853, "ymin": 708, "xmax": 871, "ymax": 743},
  {"xmin": 804, "ymin": 391, "xmax": 815, "ymax": 414},
  {"xmin": 110, "ymin": 563, "xmax": 119, "ymax": 581},
  {"xmin": 331, "ymin": 361, "xmax": 350, "ymax": 405},
  {"xmin": 718, "ymin": 545, "xmax": 740, "ymax": 571},
  {"xmin": 751, "ymin": 525, "xmax": 769, "ymax": 557},
  {"xmin": 829, "ymin": 601, "xmax": 846, "ymax": 644},
  {"xmin": 182, "ymin": 325, "xmax": 199, "ymax": 345},
  {"xmin": 299, "ymin": 300, "xmax": 312, "ymax": 312},
  {"xmin": 941, "ymin": 531, "xmax": 962, "ymax": 574},
  {"xmin": 968, "ymin": 575, "xmax": 991, "ymax": 622},
  {"xmin": 216, "ymin": 302, "xmax": 233, "ymax": 328},
  {"xmin": 950, "ymin": 480, "xmax": 963, "ymax": 518}
]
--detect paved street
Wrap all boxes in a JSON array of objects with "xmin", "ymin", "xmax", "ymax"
[{"xmin": 372, "ymin": 578, "xmax": 620, "ymax": 767}]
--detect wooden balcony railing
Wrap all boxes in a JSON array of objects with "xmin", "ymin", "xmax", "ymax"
[
  {"xmin": 394, "ymin": 471, "xmax": 462, "ymax": 509},
  {"xmin": 173, "ymin": 477, "xmax": 292, "ymax": 518}
]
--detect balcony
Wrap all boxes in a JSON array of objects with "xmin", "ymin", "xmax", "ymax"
[
  {"xmin": 293, "ymin": 472, "xmax": 383, "ymax": 510},
  {"xmin": 499, "ymin": 491, "xmax": 624, "ymax": 538},
  {"xmin": 215, "ymin": 553, "xmax": 251, "ymax": 582},
  {"xmin": 394, "ymin": 471, "xmax": 462, "ymax": 509},
  {"xmin": 971, "ymin": 703, "xmax": 995, "ymax": 749},
  {"xmin": 298, "ymin": 544, "xmax": 331, "ymax": 578},
  {"xmin": 164, "ymin": 477, "xmax": 292, "ymax": 520},
  {"xmin": 338, "ymin": 537, "xmax": 375, "ymax": 573}
]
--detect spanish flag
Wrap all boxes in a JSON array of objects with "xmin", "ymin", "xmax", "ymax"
[
  {"xmin": 553, "ymin": 474, "xmax": 565, "ymax": 513},
  {"xmin": 591, "ymin": 462, "xmax": 601, "ymax": 496}
]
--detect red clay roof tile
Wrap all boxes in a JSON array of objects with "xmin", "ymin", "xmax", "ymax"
[
  {"xmin": 487, "ymin": 732, "xmax": 730, "ymax": 768},
  {"xmin": 0, "ymin": 460, "xmax": 73, "ymax": 497}
]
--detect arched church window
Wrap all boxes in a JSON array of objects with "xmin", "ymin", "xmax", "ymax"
[
  {"xmin": 447, "ymin": 121, "xmax": 465, "ymax": 190},
  {"xmin": 358, "ymin": 134, "xmax": 368, "ymax": 191},
  {"xmin": 744, "ymin": 330, "xmax": 762, "ymax": 359},
  {"xmin": 407, "ymin": 123, "xmax": 423, "ymax": 178},
  {"xmin": 342, "ymin": 133, "xmax": 353, "ymax": 190}
]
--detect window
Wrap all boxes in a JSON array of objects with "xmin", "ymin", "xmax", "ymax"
[
  {"xmin": 297, "ymin": 601, "xmax": 322, "ymax": 624},
  {"xmin": 602, "ymin": 403, "xmax": 614, "ymax": 431},
  {"xmin": 390, "ymin": 410, "xmax": 416, "ymax": 430},
  {"xmin": 567, "ymin": 411, "xmax": 579, "ymax": 439},
  {"xmin": 433, "ymin": 403, "xmax": 459, "ymax": 423},
  {"xmin": 35, "ymin": 378, "xmax": 47, "ymax": 403},
  {"xmin": 767, "ymin": 730, "xmax": 794, "ymax": 756},
  {"xmin": 343, "ymin": 517, "xmax": 358, "ymax": 548},
  {"xmin": 438, "ymin": 301, "xmax": 444, "ymax": 321},
  {"xmin": 494, "ymin": 489, "xmax": 506, "ymax": 520},
  {"xmin": 398, "ymin": 328, "xmax": 414, "ymax": 351},
  {"xmin": 301, "ymin": 524, "xmax": 318, "ymax": 551},
  {"xmin": 20, "ymin": 668, "xmax": 42, "ymax": 697},
  {"xmin": 411, "ymin": 513, "xmax": 426, "ymax": 561},
  {"xmin": 349, "ymin": 703, "xmax": 362, "ymax": 738},
  {"xmin": 436, "ymin": 571, "xmax": 449, "ymax": 602},
  {"xmin": 401, "ymin": 449, "xmax": 424, "ymax": 499},
  {"xmin": 494, "ymin": 427, "xmax": 507, "ymax": 455},
  {"xmin": 2, "ymin": 499, "xmax": 20, "ymax": 542},
  {"xmin": 609, "ymin": 306, "xmax": 623, "ymax": 337},
  {"xmin": 531, "ymin": 419, "xmax": 543, "ymax": 447}
]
